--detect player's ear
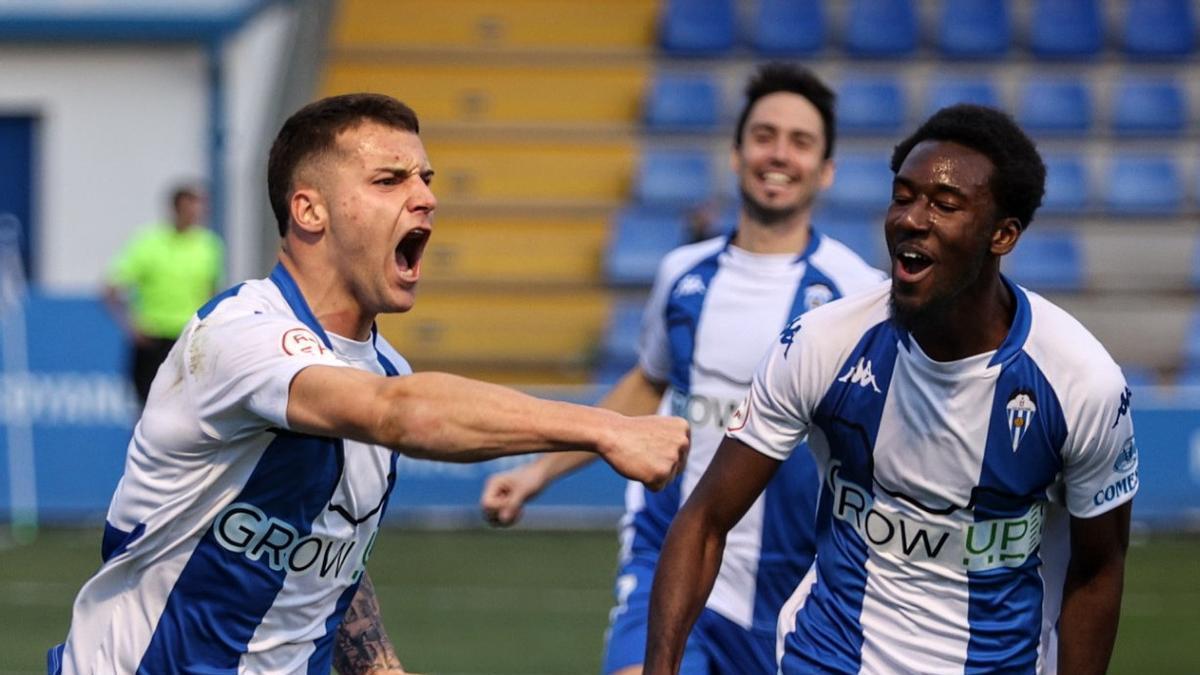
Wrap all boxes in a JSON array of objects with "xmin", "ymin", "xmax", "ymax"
[
  {"xmin": 290, "ymin": 186, "xmax": 327, "ymax": 236},
  {"xmin": 818, "ymin": 157, "xmax": 836, "ymax": 191},
  {"xmin": 990, "ymin": 217, "xmax": 1022, "ymax": 256}
]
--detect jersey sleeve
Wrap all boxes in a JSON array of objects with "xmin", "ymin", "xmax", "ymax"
[
  {"xmin": 726, "ymin": 314, "xmax": 822, "ymax": 461},
  {"xmin": 1060, "ymin": 372, "xmax": 1137, "ymax": 519},
  {"xmin": 182, "ymin": 311, "xmax": 350, "ymax": 440},
  {"xmin": 637, "ymin": 258, "xmax": 679, "ymax": 383}
]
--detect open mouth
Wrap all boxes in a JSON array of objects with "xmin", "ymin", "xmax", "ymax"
[
  {"xmin": 395, "ymin": 228, "xmax": 430, "ymax": 282},
  {"xmin": 761, "ymin": 171, "xmax": 794, "ymax": 187},
  {"xmin": 894, "ymin": 248, "xmax": 933, "ymax": 282}
]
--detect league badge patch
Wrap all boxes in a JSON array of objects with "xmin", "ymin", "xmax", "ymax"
[{"xmin": 1006, "ymin": 390, "xmax": 1037, "ymax": 452}]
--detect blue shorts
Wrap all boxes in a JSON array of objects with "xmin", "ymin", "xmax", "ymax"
[{"xmin": 601, "ymin": 554, "xmax": 776, "ymax": 675}]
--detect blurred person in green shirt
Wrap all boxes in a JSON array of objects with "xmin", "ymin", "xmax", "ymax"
[{"xmin": 104, "ymin": 185, "xmax": 224, "ymax": 405}]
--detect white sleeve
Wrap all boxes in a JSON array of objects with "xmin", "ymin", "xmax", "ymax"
[
  {"xmin": 1061, "ymin": 375, "xmax": 1137, "ymax": 519},
  {"xmin": 727, "ymin": 314, "xmax": 823, "ymax": 461},
  {"xmin": 637, "ymin": 259, "xmax": 679, "ymax": 383},
  {"xmin": 183, "ymin": 312, "xmax": 350, "ymax": 440}
]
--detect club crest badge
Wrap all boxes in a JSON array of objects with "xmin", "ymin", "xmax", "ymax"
[
  {"xmin": 1006, "ymin": 390, "xmax": 1037, "ymax": 452},
  {"xmin": 803, "ymin": 283, "xmax": 834, "ymax": 311}
]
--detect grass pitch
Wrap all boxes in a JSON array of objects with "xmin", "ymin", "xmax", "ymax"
[{"xmin": 1, "ymin": 528, "xmax": 1196, "ymax": 674}]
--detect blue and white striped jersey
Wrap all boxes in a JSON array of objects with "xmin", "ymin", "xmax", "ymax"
[
  {"xmin": 730, "ymin": 279, "xmax": 1138, "ymax": 674},
  {"xmin": 623, "ymin": 231, "xmax": 884, "ymax": 633},
  {"xmin": 52, "ymin": 263, "xmax": 409, "ymax": 674}
]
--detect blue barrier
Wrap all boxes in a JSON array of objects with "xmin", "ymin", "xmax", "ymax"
[{"xmin": 1, "ymin": 295, "xmax": 1197, "ymax": 528}]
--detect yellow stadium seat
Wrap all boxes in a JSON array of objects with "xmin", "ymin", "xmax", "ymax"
[
  {"xmin": 321, "ymin": 61, "xmax": 648, "ymax": 125},
  {"xmin": 332, "ymin": 0, "xmax": 658, "ymax": 51},
  {"xmin": 421, "ymin": 214, "xmax": 608, "ymax": 285}
]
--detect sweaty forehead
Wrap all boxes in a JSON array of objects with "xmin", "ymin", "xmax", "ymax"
[{"xmin": 899, "ymin": 140, "xmax": 994, "ymax": 194}]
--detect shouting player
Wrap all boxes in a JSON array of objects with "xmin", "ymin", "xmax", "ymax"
[
  {"xmin": 645, "ymin": 105, "xmax": 1136, "ymax": 675},
  {"xmin": 49, "ymin": 93, "xmax": 688, "ymax": 675},
  {"xmin": 480, "ymin": 64, "xmax": 883, "ymax": 674}
]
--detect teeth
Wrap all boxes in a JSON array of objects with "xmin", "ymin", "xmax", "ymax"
[{"xmin": 763, "ymin": 172, "xmax": 792, "ymax": 185}]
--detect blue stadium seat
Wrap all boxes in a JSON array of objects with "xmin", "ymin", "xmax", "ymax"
[
  {"xmin": 605, "ymin": 207, "xmax": 689, "ymax": 285},
  {"xmin": 659, "ymin": 0, "xmax": 736, "ymax": 56},
  {"xmin": 838, "ymin": 77, "xmax": 906, "ymax": 135},
  {"xmin": 595, "ymin": 296, "xmax": 645, "ymax": 383},
  {"xmin": 844, "ymin": 0, "xmax": 918, "ymax": 58},
  {"xmin": 1121, "ymin": 0, "xmax": 1195, "ymax": 59},
  {"xmin": 1029, "ymin": 0, "xmax": 1103, "ymax": 59},
  {"xmin": 817, "ymin": 213, "xmax": 887, "ymax": 268},
  {"xmin": 1112, "ymin": 79, "xmax": 1187, "ymax": 137},
  {"xmin": 827, "ymin": 154, "xmax": 894, "ymax": 214},
  {"xmin": 1181, "ymin": 309, "xmax": 1200, "ymax": 366},
  {"xmin": 925, "ymin": 78, "xmax": 1001, "ymax": 117},
  {"xmin": 751, "ymin": 0, "xmax": 826, "ymax": 55},
  {"xmin": 1005, "ymin": 230, "xmax": 1084, "ymax": 292},
  {"xmin": 1041, "ymin": 154, "xmax": 1090, "ymax": 214},
  {"xmin": 635, "ymin": 149, "xmax": 712, "ymax": 206},
  {"xmin": 1120, "ymin": 364, "xmax": 1158, "ymax": 388},
  {"xmin": 1019, "ymin": 80, "xmax": 1093, "ymax": 135},
  {"xmin": 1104, "ymin": 155, "xmax": 1184, "ymax": 214},
  {"xmin": 937, "ymin": 0, "xmax": 1012, "ymax": 59},
  {"xmin": 644, "ymin": 73, "xmax": 720, "ymax": 132}
]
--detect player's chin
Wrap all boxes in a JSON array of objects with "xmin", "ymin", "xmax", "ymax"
[{"xmin": 382, "ymin": 287, "xmax": 418, "ymax": 314}]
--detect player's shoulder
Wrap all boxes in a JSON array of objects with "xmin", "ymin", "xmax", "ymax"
[
  {"xmin": 658, "ymin": 236, "xmax": 727, "ymax": 281},
  {"xmin": 792, "ymin": 279, "xmax": 892, "ymax": 347},
  {"xmin": 193, "ymin": 277, "xmax": 288, "ymax": 326},
  {"xmin": 810, "ymin": 233, "xmax": 888, "ymax": 291},
  {"xmin": 1022, "ymin": 287, "xmax": 1124, "ymax": 392}
]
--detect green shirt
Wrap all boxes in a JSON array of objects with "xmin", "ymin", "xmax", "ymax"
[{"xmin": 108, "ymin": 223, "xmax": 224, "ymax": 338}]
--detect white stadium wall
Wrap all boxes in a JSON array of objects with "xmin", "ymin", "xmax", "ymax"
[{"xmin": 0, "ymin": 3, "xmax": 293, "ymax": 292}]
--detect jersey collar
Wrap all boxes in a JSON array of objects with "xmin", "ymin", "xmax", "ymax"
[{"xmin": 269, "ymin": 262, "xmax": 334, "ymax": 351}]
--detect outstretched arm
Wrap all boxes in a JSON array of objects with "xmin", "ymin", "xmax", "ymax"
[
  {"xmin": 480, "ymin": 365, "xmax": 668, "ymax": 525},
  {"xmin": 286, "ymin": 367, "xmax": 687, "ymax": 490},
  {"xmin": 644, "ymin": 438, "xmax": 781, "ymax": 674},
  {"xmin": 1058, "ymin": 501, "xmax": 1131, "ymax": 675},
  {"xmin": 333, "ymin": 572, "xmax": 407, "ymax": 675}
]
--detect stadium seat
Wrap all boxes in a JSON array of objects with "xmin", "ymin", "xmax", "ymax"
[
  {"xmin": 635, "ymin": 149, "xmax": 712, "ymax": 206},
  {"xmin": 751, "ymin": 0, "xmax": 826, "ymax": 55},
  {"xmin": 925, "ymin": 78, "xmax": 1001, "ymax": 117},
  {"xmin": 1112, "ymin": 79, "xmax": 1187, "ymax": 137},
  {"xmin": 605, "ymin": 207, "xmax": 690, "ymax": 285},
  {"xmin": 838, "ymin": 77, "xmax": 906, "ymax": 135},
  {"xmin": 844, "ymin": 0, "xmax": 918, "ymax": 58},
  {"xmin": 659, "ymin": 0, "xmax": 736, "ymax": 56},
  {"xmin": 1029, "ymin": 0, "xmax": 1103, "ymax": 59},
  {"xmin": 1120, "ymin": 364, "xmax": 1158, "ymax": 388},
  {"xmin": 937, "ymin": 0, "xmax": 1012, "ymax": 59},
  {"xmin": 817, "ymin": 214, "xmax": 887, "ymax": 268},
  {"xmin": 826, "ymin": 154, "xmax": 894, "ymax": 214},
  {"xmin": 1121, "ymin": 0, "xmax": 1195, "ymax": 59},
  {"xmin": 1005, "ymin": 230, "xmax": 1085, "ymax": 292},
  {"xmin": 1181, "ymin": 309, "xmax": 1200, "ymax": 366},
  {"xmin": 1104, "ymin": 155, "xmax": 1184, "ymax": 214},
  {"xmin": 595, "ymin": 296, "xmax": 645, "ymax": 383},
  {"xmin": 644, "ymin": 73, "xmax": 720, "ymax": 132},
  {"xmin": 1041, "ymin": 154, "xmax": 1090, "ymax": 214},
  {"xmin": 1018, "ymin": 80, "xmax": 1093, "ymax": 135}
]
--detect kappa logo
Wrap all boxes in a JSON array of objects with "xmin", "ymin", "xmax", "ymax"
[
  {"xmin": 673, "ymin": 274, "xmax": 707, "ymax": 298},
  {"xmin": 779, "ymin": 315, "xmax": 803, "ymax": 358},
  {"xmin": 837, "ymin": 356, "xmax": 881, "ymax": 393},
  {"xmin": 1005, "ymin": 390, "xmax": 1037, "ymax": 452},
  {"xmin": 1112, "ymin": 386, "xmax": 1132, "ymax": 429}
]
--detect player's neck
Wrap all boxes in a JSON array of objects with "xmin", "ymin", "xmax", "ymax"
[
  {"xmin": 908, "ymin": 273, "xmax": 1014, "ymax": 363},
  {"xmin": 731, "ymin": 213, "xmax": 812, "ymax": 254},
  {"xmin": 276, "ymin": 252, "xmax": 374, "ymax": 341}
]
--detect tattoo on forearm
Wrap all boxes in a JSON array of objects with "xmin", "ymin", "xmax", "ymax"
[{"xmin": 333, "ymin": 573, "xmax": 404, "ymax": 675}]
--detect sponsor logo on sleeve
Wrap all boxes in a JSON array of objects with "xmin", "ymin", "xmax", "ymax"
[
  {"xmin": 1112, "ymin": 386, "xmax": 1132, "ymax": 429},
  {"xmin": 727, "ymin": 399, "xmax": 750, "ymax": 432},
  {"xmin": 281, "ymin": 328, "xmax": 327, "ymax": 356},
  {"xmin": 1093, "ymin": 471, "xmax": 1138, "ymax": 507},
  {"xmin": 1114, "ymin": 436, "xmax": 1138, "ymax": 473},
  {"xmin": 1005, "ymin": 390, "xmax": 1038, "ymax": 453}
]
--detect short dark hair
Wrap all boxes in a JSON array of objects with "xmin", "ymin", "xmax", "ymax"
[
  {"xmin": 733, "ymin": 62, "xmax": 836, "ymax": 159},
  {"xmin": 890, "ymin": 104, "xmax": 1046, "ymax": 230},
  {"xmin": 170, "ymin": 185, "xmax": 202, "ymax": 211},
  {"xmin": 267, "ymin": 93, "xmax": 420, "ymax": 236}
]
